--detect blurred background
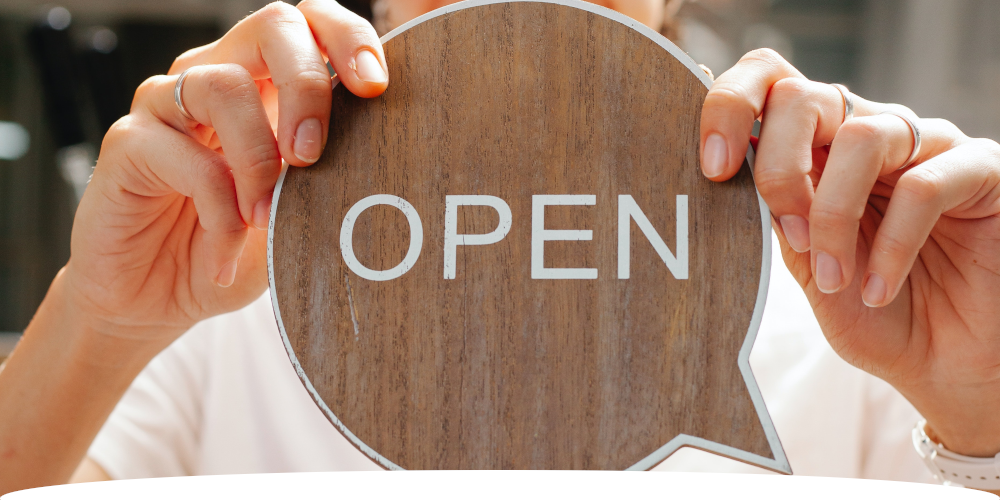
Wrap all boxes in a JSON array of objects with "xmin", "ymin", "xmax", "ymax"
[{"xmin": 0, "ymin": 0, "xmax": 997, "ymax": 361}]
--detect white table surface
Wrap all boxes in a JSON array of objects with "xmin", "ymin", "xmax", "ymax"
[{"xmin": 3, "ymin": 471, "xmax": 996, "ymax": 499}]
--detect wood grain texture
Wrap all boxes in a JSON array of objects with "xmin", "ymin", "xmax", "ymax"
[{"xmin": 273, "ymin": 2, "xmax": 769, "ymax": 470}]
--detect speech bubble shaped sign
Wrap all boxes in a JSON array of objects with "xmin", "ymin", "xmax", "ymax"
[{"xmin": 269, "ymin": 0, "xmax": 788, "ymax": 472}]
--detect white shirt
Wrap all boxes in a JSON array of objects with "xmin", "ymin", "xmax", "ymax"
[{"xmin": 88, "ymin": 233, "xmax": 934, "ymax": 482}]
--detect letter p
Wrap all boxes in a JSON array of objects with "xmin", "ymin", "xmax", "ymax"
[{"xmin": 443, "ymin": 195, "xmax": 513, "ymax": 279}]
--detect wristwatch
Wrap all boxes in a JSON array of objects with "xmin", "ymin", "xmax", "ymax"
[{"xmin": 913, "ymin": 420, "xmax": 1000, "ymax": 489}]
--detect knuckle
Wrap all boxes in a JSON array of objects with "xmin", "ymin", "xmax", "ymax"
[
  {"xmin": 874, "ymin": 230, "xmax": 910, "ymax": 257},
  {"xmin": 342, "ymin": 27, "xmax": 381, "ymax": 52},
  {"xmin": 340, "ymin": 15, "xmax": 379, "ymax": 38},
  {"xmin": 833, "ymin": 116, "xmax": 889, "ymax": 155},
  {"xmin": 133, "ymin": 76, "xmax": 158, "ymax": 101},
  {"xmin": 705, "ymin": 84, "xmax": 750, "ymax": 106},
  {"xmin": 766, "ymin": 78, "xmax": 821, "ymax": 113},
  {"xmin": 241, "ymin": 142, "xmax": 282, "ymax": 180},
  {"xmin": 253, "ymin": 0, "xmax": 297, "ymax": 21},
  {"xmin": 170, "ymin": 44, "xmax": 210, "ymax": 74},
  {"xmin": 898, "ymin": 168, "xmax": 944, "ymax": 205},
  {"xmin": 206, "ymin": 64, "xmax": 256, "ymax": 100},
  {"xmin": 131, "ymin": 78, "xmax": 156, "ymax": 108},
  {"xmin": 251, "ymin": 1, "xmax": 305, "ymax": 29},
  {"xmin": 275, "ymin": 70, "xmax": 333, "ymax": 97},
  {"xmin": 193, "ymin": 150, "xmax": 233, "ymax": 189},
  {"xmin": 297, "ymin": 3, "xmax": 377, "ymax": 58},
  {"xmin": 809, "ymin": 202, "xmax": 856, "ymax": 233},
  {"xmin": 101, "ymin": 116, "xmax": 137, "ymax": 151},
  {"xmin": 131, "ymin": 75, "xmax": 169, "ymax": 110},
  {"xmin": 217, "ymin": 217, "xmax": 247, "ymax": 235},
  {"xmin": 752, "ymin": 167, "xmax": 801, "ymax": 197},
  {"xmin": 192, "ymin": 153, "xmax": 245, "ymax": 234},
  {"xmin": 207, "ymin": 212, "xmax": 246, "ymax": 235},
  {"xmin": 837, "ymin": 117, "xmax": 885, "ymax": 146},
  {"xmin": 883, "ymin": 103, "xmax": 916, "ymax": 118},
  {"xmin": 740, "ymin": 48, "xmax": 787, "ymax": 67},
  {"xmin": 704, "ymin": 82, "xmax": 759, "ymax": 117},
  {"xmin": 212, "ymin": 215, "xmax": 246, "ymax": 235},
  {"xmin": 769, "ymin": 77, "xmax": 810, "ymax": 98}
]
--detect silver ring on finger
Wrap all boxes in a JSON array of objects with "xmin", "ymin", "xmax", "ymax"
[
  {"xmin": 174, "ymin": 68, "xmax": 196, "ymax": 121},
  {"xmin": 831, "ymin": 83, "xmax": 854, "ymax": 123},
  {"xmin": 879, "ymin": 110, "xmax": 922, "ymax": 170}
]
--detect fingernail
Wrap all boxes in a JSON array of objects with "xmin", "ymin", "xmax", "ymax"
[
  {"xmin": 354, "ymin": 49, "xmax": 387, "ymax": 84},
  {"xmin": 294, "ymin": 118, "xmax": 322, "ymax": 163},
  {"xmin": 778, "ymin": 215, "xmax": 811, "ymax": 253},
  {"xmin": 253, "ymin": 196, "xmax": 272, "ymax": 230},
  {"xmin": 216, "ymin": 260, "xmax": 238, "ymax": 288},
  {"xmin": 862, "ymin": 273, "xmax": 887, "ymax": 307},
  {"xmin": 815, "ymin": 252, "xmax": 843, "ymax": 294},
  {"xmin": 702, "ymin": 133, "xmax": 728, "ymax": 178}
]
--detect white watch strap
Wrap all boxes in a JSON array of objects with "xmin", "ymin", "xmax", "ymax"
[{"xmin": 912, "ymin": 420, "xmax": 1000, "ymax": 489}]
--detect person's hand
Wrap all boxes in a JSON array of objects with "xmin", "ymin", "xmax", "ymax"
[
  {"xmin": 64, "ymin": 0, "xmax": 389, "ymax": 349},
  {"xmin": 701, "ymin": 49, "xmax": 1000, "ymax": 459},
  {"xmin": 0, "ymin": 5, "xmax": 389, "ymax": 489}
]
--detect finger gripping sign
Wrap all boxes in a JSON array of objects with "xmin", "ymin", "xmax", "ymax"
[{"xmin": 269, "ymin": 0, "xmax": 788, "ymax": 472}]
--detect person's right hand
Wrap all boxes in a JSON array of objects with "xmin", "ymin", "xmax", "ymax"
[
  {"xmin": 64, "ymin": 0, "xmax": 390, "ymax": 348},
  {"xmin": 700, "ymin": 49, "xmax": 1000, "ymax": 467}
]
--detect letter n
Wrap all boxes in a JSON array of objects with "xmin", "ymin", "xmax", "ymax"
[{"xmin": 618, "ymin": 195, "xmax": 688, "ymax": 279}]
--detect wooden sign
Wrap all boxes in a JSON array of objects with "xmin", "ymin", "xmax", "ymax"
[{"xmin": 268, "ymin": 0, "xmax": 788, "ymax": 473}]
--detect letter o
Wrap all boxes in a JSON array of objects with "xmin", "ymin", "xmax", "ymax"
[{"xmin": 340, "ymin": 195, "xmax": 424, "ymax": 281}]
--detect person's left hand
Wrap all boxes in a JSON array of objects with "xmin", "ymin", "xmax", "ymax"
[
  {"xmin": 62, "ymin": 0, "xmax": 390, "ymax": 351},
  {"xmin": 700, "ymin": 49, "xmax": 1000, "ymax": 460}
]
